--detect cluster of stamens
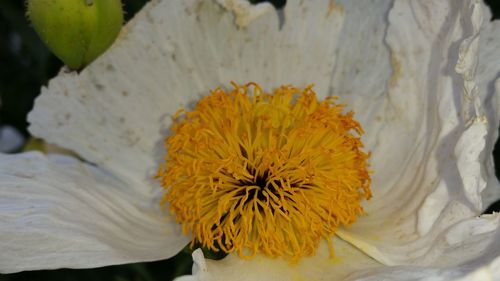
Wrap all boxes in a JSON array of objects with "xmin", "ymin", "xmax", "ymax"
[{"xmin": 157, "ymin": 82, "xmax": 371, "ymax": 262}]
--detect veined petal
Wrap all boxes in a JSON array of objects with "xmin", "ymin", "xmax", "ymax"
[
  {"xmin": 338, "ymin": 0, "xmax": 500, "ymax": 271},
  {"xmin": 0, "ymin": 152, "xmax": 188, "ymax": 273},
  {"xmin": 27, "ymin": 0, "xmax": 344, "ymax": 195},
  {"xmin": 175, "ymin": 237, "xmax": 380, "ymax": 281},
  {"xmin": 330, "ymin": 0, "xmax": 392, "ymax": 144}
]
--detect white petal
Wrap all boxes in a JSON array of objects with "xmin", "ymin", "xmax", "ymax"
[
  {"xmin": 0, "ymin": 152, "xmax": 188, "ymax": 273},
  {"xmin": 344, "ymin": 214, "xmax": 500, "ymax": 281},
  {"xmin": 477, "ymin": 4, "xmax": 500, "ymax": 208},
  {"xmin": 337, "ymin": 0, "xmax": 500, "ymax": 268},
  {"xmin": 175, "ymin": 237, "xmax": 381, "ymax": 281},
  {"xmin": 27, "ymin": 0, "xmax": 345, "ymax": 196}
]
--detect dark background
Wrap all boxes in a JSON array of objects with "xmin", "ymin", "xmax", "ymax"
[{"xmin": 0, "ymin": 0, "xmax": 498, "ymax": 280}]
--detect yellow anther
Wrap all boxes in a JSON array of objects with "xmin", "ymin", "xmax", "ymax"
[{"xmin": 157, "ymin": 83, "xmax": 371, "ymax": 262}]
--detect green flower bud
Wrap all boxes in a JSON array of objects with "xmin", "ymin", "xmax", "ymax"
[{"xmin": 27, "ymin": 0, "xmax": 123, "ymax": 70}]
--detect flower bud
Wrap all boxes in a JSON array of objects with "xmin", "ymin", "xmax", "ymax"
[{"xmin": 27, "ymin": 0, "xmax": 123, "ymax": 70}]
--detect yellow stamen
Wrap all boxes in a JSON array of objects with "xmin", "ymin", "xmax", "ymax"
[{"xmin": 157, "ymin": 82, "xmax": 371, "ymax": 262}]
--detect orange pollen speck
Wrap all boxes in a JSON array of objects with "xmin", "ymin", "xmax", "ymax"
[{"xmin": 156, "ymin": 82, "xmax": 371, "ymax": 262}]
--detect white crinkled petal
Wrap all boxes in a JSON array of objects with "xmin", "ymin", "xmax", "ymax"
[
  {"xmin": 0, "ymin": 152, "xmax": 188, "ymax": 273},
  {"xmin": 336, "ymin": 0, "xmax": 500, "ymax": 271},
  {"xmin": 27, "ymin": 0, "xmax": 344, "ymax": 196},
  {"xmin": 174, "ymin": 237, "xmax": 381, "ymax": 281},
  {"xmin": 477, "ymin": 4, "xmax": 500, "ymax": 208}
]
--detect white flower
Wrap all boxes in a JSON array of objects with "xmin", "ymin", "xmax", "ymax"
[{"xmin": 1, "ymin": 0, "xmax": 500, "ymax": 280}]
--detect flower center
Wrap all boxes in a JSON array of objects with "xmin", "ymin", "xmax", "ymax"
[{"xmin": 157, "ymin": 82, "xmax": 371, "ymax": 262}]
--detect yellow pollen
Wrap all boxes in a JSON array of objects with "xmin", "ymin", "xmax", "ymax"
[{"xmin": 157, "ymin": 82, "xmax": 371, "ymax": 262}]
